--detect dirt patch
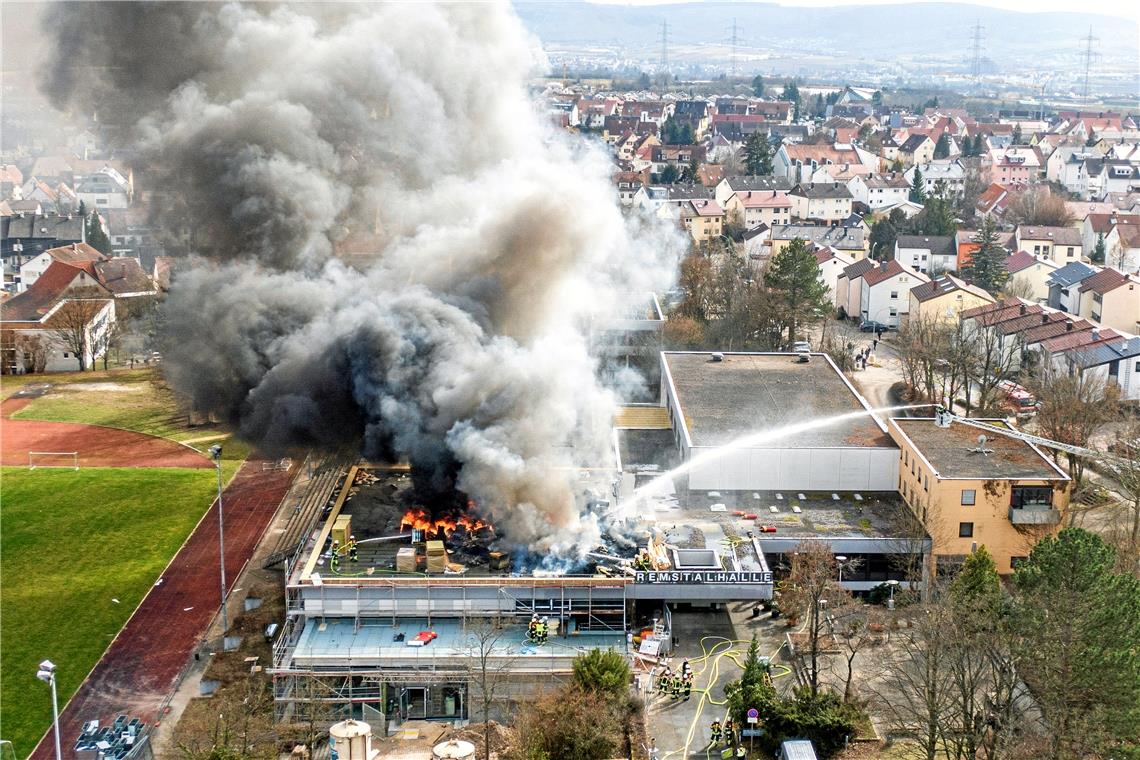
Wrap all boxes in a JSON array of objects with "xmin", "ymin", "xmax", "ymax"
[{"xmin": 55, "ymin": 382, "xmax": 142, "ymax": 393}]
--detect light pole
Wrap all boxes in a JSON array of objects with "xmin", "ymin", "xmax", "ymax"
[
  {"xmin": 887, "ymin": 579, "xmax": 900, "ymax": 610},
  {"xmin": 209, "ymin": 444, "xmax": 228, "ymax": 644},
  {"xmin": 836, "ymin": 555, "xmax": 848, "ymax": 584},
  {"xmin": 36, "ymin": 660, "xmax": 61, "ymax": 760}
]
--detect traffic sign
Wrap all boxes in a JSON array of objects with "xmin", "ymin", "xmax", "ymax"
[{"xmin": 746, "ymin": 707, "xmax": 759, "ymax": 724}]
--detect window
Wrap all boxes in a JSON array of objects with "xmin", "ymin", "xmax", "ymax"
[
  {"xmin": 959, "ymin": 522, "xmax": 974, "ymax": 538},
  {"xmin": 961, "ymin": 489, "xmax": 976, "ymax": 505},
  {"xmin": 62, "ymin": 352, "xmax": 69, "ymax": 358},
  {"xmin": 1011, "ymin": 486, "xmax": 1052, "ymax": 509},
  {"xmin": 889, "ymin": 307, "xmax": 898, "ymax": 317},
  {"xmin": 1134, "ymin": 361, "xmax": 1140, "ymax": 372},
  {"xmin": 1067, "ymin": 247, "xmax": 1075, "ymax": 257},
  {"xmin": 890, "ymin": 291, "xmax": 898, "ymax": 299}
]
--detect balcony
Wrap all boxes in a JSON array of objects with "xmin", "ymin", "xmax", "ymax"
[{"xmin": 1009, "ymin": 507, "xmax": 1061, "ymax": 525}]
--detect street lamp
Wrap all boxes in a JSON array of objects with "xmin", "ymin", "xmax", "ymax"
[
  {"xmin": 36, "ymin": 660, "xmax": 61, "ymax": 760},
  {"xmin": 835, "ymin": 555, "xmax": 848, "ymax": 584},
  {"xmin": 208, "ymin": 444, "xmax": 228, "ymax": 644}
]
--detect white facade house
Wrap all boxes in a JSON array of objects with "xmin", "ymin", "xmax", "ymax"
[
  {"xmin": 74, "ymin": 167, "xmax": 131, "ymax": 210},
  {"xmin": 904, "ymin": 160, "xmax": 966, "ymax": 198},
  {"xmin": 859, "ymin": 260, "xmax": 929, "ymax": 327},
  {"xmin": 893, "ymin": 235, "xmax": 956, "ymax": 276},
  {"xmin": 816, "ymin": 249, "xmax": 856, "ymax": 301},
  {"xmin": 848, "ymin": 173, "xmax": 911, "ymax": 210}
]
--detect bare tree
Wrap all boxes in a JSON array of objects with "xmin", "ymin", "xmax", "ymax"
[
  {"xmin": 780, "ymin": 539, "xmax": 844, "ymax": 697},
  {"xmin": 49, "ymin": 298, "xmax": 109, "ymax": 371},
  {"xmin": 1025, "ymin": 362, "xmax": 1119, "ymax": 485},
  {"xmin": 1004, "ymin": 187, "xmax": 1074, "ymax": 227},
  {"xmin": 1106, "ymin": 423, "xmax": 1140, "ymax": 557},
  {"xmin": 465, "ymin": 617, "xmax": 517, "ymax": 760}
]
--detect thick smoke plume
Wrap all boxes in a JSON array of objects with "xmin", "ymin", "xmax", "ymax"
[{"xmin": 42, "ymin": 2, "xmax": 680, "ymax": 554}]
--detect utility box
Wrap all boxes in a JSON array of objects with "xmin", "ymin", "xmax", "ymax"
[{"xmin": 332, "ymin": 515, "xmax": 352, "ymax": 547}]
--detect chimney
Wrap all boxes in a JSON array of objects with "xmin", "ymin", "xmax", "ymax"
[
  {"xmin": 1019, "ymin": 304, "xmax": 1027, "ymax": 315},
  {"xmin": 1092, "ymin": 328, "xmax": 1101, "ymax": 341},
  {"xmin": 1041, "ymin": 313, "xmax": 1049, "ymax": 324},
  {"xmin": 1066, "ymin": 320, "xmax": 1073, "ymax": 331}
]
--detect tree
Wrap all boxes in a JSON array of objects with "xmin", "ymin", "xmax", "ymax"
[
  {"xmin": 86, "ymin": 211, "xmax": 112, "ymax": 254},
  {"xmin": 1004, "ymin": 187, "xmax": 1074, "ymax": 227},
  {"xmin": 779, "ymin": 540, "xmax": 841, "ymax": 696},
  {"xmin": 681, "ymin": 155, "xmax": 699, "ymax": 183},
  {"xmin": 724, "ymin": 636, "xmax": 778, "ymax": 726},
  {"xmin": 909, "ymin": 167, "xmax": 926, "ymax": 203},
  {"xmin": 1011, "ymin": 123, "xmax": 1022, "ymax": 145},
  {"xmin": 572, "ymin": 649, "xmax": 631, "ymax": 700},
  {"xmin": 933, "ymin": 133, "xmax": 951, "ymax": 159},
  {"xmin": 637, "ymin": 71, "xmax": 651, "ymax": 90},
  {"xmin": 960, "ymin": 216, "xmax": 1008, "ymax": 295},
  {"xmin": 662, "ymin": 315, "xmax": 706, "ymax": 349},
  {"xmin": 870, "ymin": 214, "xmax": 901, "ymax": 260},
  {"xmin": 465, "ymin": 619, "xmax": 516, "ymax": 760},
  {"xmin": 781, "ymin": 80, "xmax": 801, "ymax": 119},
  {"xmin": 50, "ymin": 298, "xmax": 108, "ymax": 371},
  {"xmin": 751, "ymin": 74, "xmax": 765, "ymax": 98},
  {"xmin": 1025, "ymin": 363, "xmax": 1119, "ymax": 485},
  {"xmin": 764, "ymin": 238, "xmax": 829, "ymax": 347},
  {"xmin": 659, "ymin": 164, "xmax": 679, "ymax": 184},
  {"xmin": 1011, "ymin": 529, "xmax": 1140, "ymax": 758},
  {"xmin": 512, "ymin": 685, "xmax": 622, "ymax": 760},
  {"xmin": 742, "ymin": 132, "xmax": 774, "ymax": 175},
  {"xmin": 1091, "ymin": 233, "xmax": 1107, "ymax": 263}
]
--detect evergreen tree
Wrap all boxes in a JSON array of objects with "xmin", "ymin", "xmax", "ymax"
[
  {"xmin": 1092, "ymin": 234, "xmax": 1106, "ymax": 264},
  {"xmin": 751, "ymin": 74, "xmax": 765, "ymax": 98},
  {"xmin": 781, "ymin": 80, "xmax": 801, "ymax": 119},
  {"xmin": 949, "ymin": 546, "xmax": 1001, "ymax": 621},
  {"xmin": 78, "ymin": 199, "xmax": 87, "ymax": 217},
  {"xmin": 869, "ymin": 215, "xmax": 899, "ymax": 259},
  {"xmin": 961, "ymin": 215, "xmax": 1009, "ymax": 294},
  {"xmin": 1011, "ymin": 123, "xmax": 1023, "ymax": 145},
  {"xmin": 1012, "ymin": 529, "xmax": 1140, "ymax": 758},
  {"xmin": 659, "ymin": 164, "xmax": 680, "ymax": 184},
  {"xmin": 765, "ymin": 237, "xmax": 829, "ymax": 345},
  {"xmin": 743, "ymin": 132, "xmax": 773, "ymax": 175},
  {"xmin": 86, "ymin": 212, "xmax": 112, "ymax": 255},
  {"xmin": 909, "ymin": 166, "xmax": 926, "ymax": 203},
  {"xmin": 933, "ymin": 133, "xmax": 951, "ymax": 159}
]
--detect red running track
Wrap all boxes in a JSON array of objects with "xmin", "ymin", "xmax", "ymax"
[
  {"xmin": 1, "ymin": 398, "xmax": 212, "ymax": 469},
  {"xmin": 28, "ymin": 462, "xmax": 297, "ymax": 760}
]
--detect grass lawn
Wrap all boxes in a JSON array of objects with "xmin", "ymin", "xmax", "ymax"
[
  {"xmin": 0, "ymin": 467, "xmax": 226, "ymax": 756},
  {"xmin": 3, "ymin": 368, "xmax": 255, "ymax": 464}
]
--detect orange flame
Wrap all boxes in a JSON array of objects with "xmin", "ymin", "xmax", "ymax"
[{"xmin": 400, "ymin": 506, "xmax": 492, "ymax": 538}]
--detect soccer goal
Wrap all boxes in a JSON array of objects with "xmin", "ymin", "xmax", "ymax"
[{"xmin": 28, "ymin": 451, "xmax": 80, "ymax": 470}]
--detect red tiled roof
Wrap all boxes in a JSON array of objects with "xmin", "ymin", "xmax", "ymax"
[
  {"xmin": 1005, "ymin": 250, "xmax": 1038, "ymax": 274},
  {"xmin": 1078, "ymin": 268, "xmax": 1131, "ymax": 295},
  {"xmin": 0, "ymin": 261, "xmax": 110, "ymax": 323},
  {"xmin": 1041, "ymin": 328, "xmax": 1122, "ymax": 353},
  {"xmin": 862, "ymin": 260, "xmax": 906, "ymax": 286},
  {"xmin": 841, "ymin": 258, "xmax": 876, "ymax": 280}
]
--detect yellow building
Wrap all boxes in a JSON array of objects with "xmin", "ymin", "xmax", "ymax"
[
  {"xmin": 679, "ymin": 199, "xmax": 724, "ymax": 244},
  {"xmin": 889, "ymin": 417, "xmax": 1070, "ymax": 575},
  {"xmin": 906, "ymin": 274, "xmax": 994, "ymax": 326},
  {"xmin": 1075, "ymin": 267, "xmax": 1140, "ymax": 334}
]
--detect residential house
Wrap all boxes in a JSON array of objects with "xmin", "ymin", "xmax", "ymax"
[
  {"xmin": 1014, "ymin": 225, "xmax": 1084, "ymax": 265},
  {"xmin": 1075, "ymin": 268, "xmax": 1140, "ymax": 334},
  {"xmin": 821, "ymin": 117, "xmax": 859, "ymax": 144},
  {"xmin": 955, "ymin": 228, "xmax": 1014, "ymax": 272},
  {"xmin": 873, "ymin": 200, "xmax": 925, "ymax": 220},
  {"xmin": 18, "ymin": 242, "xmax": 107, "ymax": 293},
  {"xmin": 907, "ymin": 274, "xmax": 994, "ymax": 325},
  {"xmin": 679, "ymin": 199, "xmax": 724, "ymax": 244},
  {"xmin": 713, "ymin": 175, "xmax": 793, "ymax": 207},
  {"xmin": 1046, "ymin": 261, "xmax": 1100, "ymax": 314},
  {"xmin": 769, "ymin": 225, "xmax": 866, "ymax": 260},
  {"xmin": 815, "ymin": 248, "xmax": 856, "ymax": 301},
  {"xmin": 974, "ymin": 183, "xmax": 1017, "ymax": 221},
  {"xmin": 835, "ymin": 258, "xmax": 877, "ymax": 318},
  {"xmin": 889, "ymin": 417, "xmax": 1069, "ymax": 574},
  {"xmin": 859, "ymin": 259, "xmax": 929, "ymax": 328},
  {"xmin": 897, "ymin": 134, "xmax": 935, "ymax": 167},
  {"xmin": 1057, "ymin": 336, "xmax": 1140, "ymax": 401},
  {"xmin": 1004, "ymin": 251, "xmax": 1060, "ymax": 303},
  {"xmin": 894, "ymin": 235, "xmax": 956, "ymax": 276},
  {"xmin": 741, "ymin": 225, "xmax": 771, "ymax": 261},
  {"xmin": 1, "ymin": 212, "xmax": 86, "ymax": 261},
  {"xmin": 904, "ymin": 160, "xmax": 966, "ymax": 198},
  {"xmin": 787, "ymin": 183, "xmax": 853, "ymax": 225},
  {"xmin": 1, "ymin": 164, "xmax": 23, "ymax": 197},
  {"xmin": 614, "ymin": 171, "xmax": 648, "ymax": 206},
  {"xmin": 987, "ymin": 146, "xmax": 1043, "ymax": 185},
  {"xmin": 1081, "ymin": 213, "xmax": 1140, "ymax": 262},
  {"xmin": 0, "ymin": 261, "xmax": 116, "ymax": 372},
  {"xmin": 774, "ymin": 143, "xmax": 867, "ymax": 183},
  {"xmin": 672, "ymin": 100, "xmax": 711, "ymax": 140},
  {"xmin": 650, "ymin": 145, "xmax": 706, "ymax": 176},
  {"xmin": 847, "ymin": 172, "xmax": 910, "ymax": 210},
  {"xmin": 724, "ymin": 190, "xmax": 792, "ymax": 230}
]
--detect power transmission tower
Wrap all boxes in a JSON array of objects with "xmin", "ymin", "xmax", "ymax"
[
  {"xmin": 1080, "ymin": 27, "xmax": 1099, "ymax": 99},
  {"xmin": 728, "ymin": 18, "xmax": 739, "ymax": 78},
  {"xmin": 968, "ymin": 20, "xmax": 985, "ymax": 82},
  {"xmin": 658, "ymin": 19, "xmax": 670, "ymax": 83}
]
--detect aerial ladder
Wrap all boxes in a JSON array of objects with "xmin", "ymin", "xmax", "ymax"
[{"xmin": 933, "ymin": 406, "xmax": 1129, "ymax": 469}]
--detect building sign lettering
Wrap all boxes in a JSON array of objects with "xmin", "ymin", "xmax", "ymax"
[{"xmin": 634, "ymin": 570, "xmax": 773, "ymax": 584}]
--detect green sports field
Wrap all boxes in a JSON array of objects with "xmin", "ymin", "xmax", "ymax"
[{"xmin": 0, "ymin": 467, "xmax": 221, "ymax": 756}]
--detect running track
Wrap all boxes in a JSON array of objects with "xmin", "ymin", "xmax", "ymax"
[
  {"xmin": 2, "ymin": 398, "xmax": 211, "ymax": 469},
  {"xmin": 28, "ymin": 462, "xmax": 297, "ymax": 760}
]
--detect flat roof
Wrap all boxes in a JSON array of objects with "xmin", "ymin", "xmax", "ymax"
[
  {"xmin": 662, "ymin": 352, "xmax": 892, "ymax": 449},
  {"xmin": 891, "ymin": 418, "xmax": 1068, "ymax": 481}
]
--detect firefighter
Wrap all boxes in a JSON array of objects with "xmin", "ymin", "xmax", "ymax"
[
  {"xmin": 682, "ymin": 673, "xmax": 692, "ymax": 701},
  {"xmin": 329, "ymin": 540, "xmax": 341, "ymax": 572},
  {"xmin": 657, "ymin": 668, "xmax": 672, "ymax": 696},
  {"xmin": 670, "ymin": 673, "xmax": 682, "ymax": 699},
  {"xmin": 536, "ymin": 617, "xmax": 548, "ymax": 645},
  {"xmin": 723, "ymin": 718, "xmax": 734, "ymax": 746},
  {"xmin": 348, "ymin": 535, "xmax": 359, "ymax": 562},
  {"xmin": 528, "ymin": 614, "xmax": 539, "ymax": 642},
  {"xmin": 709, "ymin": 721, "xmax": 722, "ymax": 746}
]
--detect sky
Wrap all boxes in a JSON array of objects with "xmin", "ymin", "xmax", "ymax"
[{"xmin": 585, "ymin": 0, "xmax": 1138, "ymax": 23}]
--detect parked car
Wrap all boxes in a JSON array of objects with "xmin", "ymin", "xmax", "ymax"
[
  {"xmin": 859, "ymin": 320, "xmax": 893, "ymax": 333},
  {"xmin": 791, "ymin": 340, "xmax": 811, "ymax": 352}
]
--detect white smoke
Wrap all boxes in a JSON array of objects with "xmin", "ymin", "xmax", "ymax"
[{"xmin": 41, "ymin": 2, "xmax": 683, "ymax": 553}]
